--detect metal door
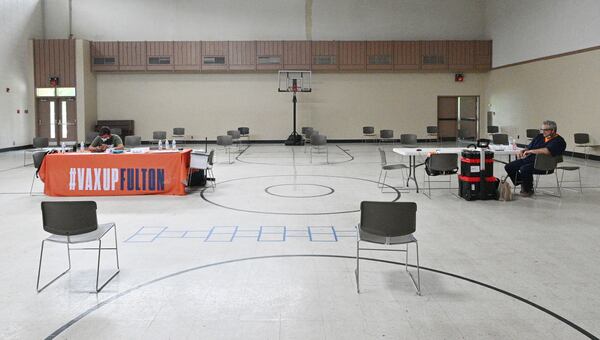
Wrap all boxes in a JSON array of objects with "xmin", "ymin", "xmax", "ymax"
[
  {"xmin": 437, "ymin": 96, "xmax": 458, "ymax": 141},
  {"xmin": 36, "ymin": 98, "xmax": 77, "ymax": 144},
  {"xmin": 459, "ymin": 96, "xmax": 479, "ymax": 141}
]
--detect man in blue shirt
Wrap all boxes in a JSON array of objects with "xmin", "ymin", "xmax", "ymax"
[{"xmin": 504, "ymin": 120, "xmax": 566, "ymax": 197}]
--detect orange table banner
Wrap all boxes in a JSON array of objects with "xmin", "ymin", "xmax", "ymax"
[{"xmin": 38, "ymin": 150, "xmax": 191, "ymax": 196}]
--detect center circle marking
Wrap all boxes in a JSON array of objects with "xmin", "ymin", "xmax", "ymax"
[{"xmin": 264, "ymin": 183, "xmax": 334, "ymax": 198}]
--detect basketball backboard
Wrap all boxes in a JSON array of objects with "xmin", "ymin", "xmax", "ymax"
[{"xmin": 278, "ymin": 70, "xmax": 312, "ymax": 93}]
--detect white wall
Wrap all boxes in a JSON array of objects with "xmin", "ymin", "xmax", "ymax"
[
  {"xmin": 97, "ymin": 72, "xmax": 486, "ymax": 141},
  {"xmin": 0, "ymin": 0, "xmax": 43, "ymax": 149},
  {"xmin": 313, "ymin": 0, "xmax": 486, "ymax": 40},
  {"xmin": 485, "ymin": 0, "xmax": 600, "ymax": 67},
  {"xmin": 484, "ymin": 49, "xmax": 600, "ymax": 155},
  {"xmin": 52, "ymin": 0, "xmax": 486, "ymax": 41}
]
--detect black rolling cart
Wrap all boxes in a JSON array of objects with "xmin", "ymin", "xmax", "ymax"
[{"xmin": 458, "ymin": 142, "xmax": 499, "ymax": 201}]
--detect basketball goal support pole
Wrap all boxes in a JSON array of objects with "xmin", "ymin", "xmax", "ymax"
[{"xmin": 284, "ymin": 92, "xmax": 304, "ymax": 146}]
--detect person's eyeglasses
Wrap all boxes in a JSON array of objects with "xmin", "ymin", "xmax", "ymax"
[{"xmin": 539, "ymin": 128, "xmax": 552, "ymax": 131}]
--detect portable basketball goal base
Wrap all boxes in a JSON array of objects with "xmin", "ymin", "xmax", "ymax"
[{"xmin": 278, "ymin": 70, "xmax": 312, "ymax": 146}]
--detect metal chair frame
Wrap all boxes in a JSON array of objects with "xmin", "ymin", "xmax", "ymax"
[
  {"xmin": 309, "ymin": 135, "xmax": 328, "ymax": 164},
  {"xmin": 30, "ymin": 151, "xmax": 47, "ymax": 195},
  {"xmin": 514, "ymin": 154, "xmax": 561, "ymax": 197},
  {"xmin": 379, "ymin": 130, "xmax": 395, "ymax": 145},
  {"xmin": 172, "ymin": 128, "xmax": 185, "ymax": 147},
  {"xmin": 355, "ymin": 202, "xmax": 421, "ymax": 295},
  {"xmin": 37, "ymin": 202, "xmax": 120, "ymax": 293},
  {"xmin": 377, "ymin": 148, "xmax": 408, "ymax": 193},
  {"xmin": 556, "ymin": 165, "xmax": 583, "ymax": 193},
  {"xmin": 422, "ymin": 154, "xmax": 459, "ymax": 199},
  {"xmin": 216, "ymin": 135, "xmax": 234, "ymax": 164},
  {"xmin": 363, "ymin": 126, "xmax": 376, "ymax": 143}
]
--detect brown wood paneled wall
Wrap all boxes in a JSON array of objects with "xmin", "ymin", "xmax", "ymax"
[
  {"xmin": 421, "ymin": 41, "xmax": 448, "ymax": 70},
  {"xmin": 119, "ymin": 41, "xmax": 146, "ymax": 71},
  {"xmin": 366, "ymin": 41, "xmax": 394, "ymax": 71},
  {"xmin": 146, "ymin": 41, "xmax": 174, "ymax": 71},
  {"xmin": 312, "ymin": 41, "xmax": 338, "ymax": 71},
  {"xmin": 174, "ymin": 41, "xmax": 201, "ymax": 71},
  {"xmin": 339, "ymin": 41, "xmax": 366, "ymax": 71},
  {"xmin": 90, "ymin": 40, "xmax": 492, "ymax": 73},
  {"xmin": 91, "ymin": 41, "xmax": 119, "ymax": 71},
  {"xmin": 256, "ymin": 41, "xmax": 283, "ymax": 71},
  {"xmin": 448, "ymin": 41, "xmax": 475, "ymax": 71},
  {"xmin": 229, "ymin": 41, "xmax": 256, "ymax": 71},
  {"xmin": 474, "ymin": 40, "xmax": 492, "ymax": 71},
  {"xmin": 284, "ymin": 41, "xmax": 311, "ymax": 69},
  {"xmin": 202, "ymin": 41, "xmax": 228, "ymax": 71},
  {"xmin": 394, "ymin": 41, "xmax": 421, "ymax": 71},
  {"xmin": 34, "ymin": 39, "xmax": 76, "ymax": 87}
]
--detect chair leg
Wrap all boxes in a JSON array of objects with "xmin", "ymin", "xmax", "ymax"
[
  {"xmin": 377, "ymin": 169, "xmax": 383, "ymax": 188},
  {"xmin": 404, "ymin": 241, "xmax": 421, "ymax": 296},
  {"xmin": 355, "ymin": 239, "xmax": 360, "ymax": 294},
  {"xmin": 578, "ymin": 168, "xmax": 583, "ymax": 193},
  {"xmin": 380, "ymin": 171, "xmax": 388, "ymax": 192},
  {"xmin": 555, "ymin": 172, "xmax": 561, "ymax": 198},
  {"xmin": 414, "ymin": 242, "xmax": 421, "ymax": 295},
  {"xmin": 37, "ymin": 240, "xmax": 71, "ymax": 293},
  {"xmin": 30, "ymin": 174, "xmax": 36, "ymax": 196},
  {"xmin": 95, "ymin": 227, "xmax": 120, "ymax": 293}
]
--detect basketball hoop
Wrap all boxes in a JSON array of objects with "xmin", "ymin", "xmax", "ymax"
[{"xmin": 278, "ymin": 70, "xmax": 312, "ymax": 145}]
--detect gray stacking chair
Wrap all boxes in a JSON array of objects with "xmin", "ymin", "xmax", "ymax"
[
  {"xmin": 172, "ymin": 128, "xmax": 185, "ymax": 147},
  {"xmin": 362, "ymin": 126, "xmax": 376, "ymax": 143},
  {"xmin": 37, "ymin": 201, "xmax": 120, "ymax": 293},
  {"xmin": 124, "ymin": 135, "xmax": 141, "ymax": 148},
  {"xmin": 309, "ymin": 134, "xmax": 328, "ymax": 163},
  {"xmin": 513, "ymin": 154, "xmax": 561, "ymax": 197},
  {"xmin": 301, "ymin": 127, "xmax": 313, "ymax": 143},
  {"xmin": 153, "ymin": 131, "xmax": 167, "ymax": 145},
  {"xmin": 227, "ymin": 130, "xmax": 241, "ymax": 151},
  {"xmin": 206, "ymin": 150, "xmax": 216, "ymax": 189},
  {"xmin": 304, "ymin": 129, "xmax": 317, "ymax": 152},
  {"xmin": 526, "ymin": 129, "xmax": 539, "ymax": 140},
  {"xmin": 86, "ymin": 131, "xmax": 100, "ymax": 145},
  {"xmin": 487, "ymin": 126, "xmax": 499, "ymax": 134},
  {"xmin": 24, "ymin": 137, "xmax": 49, "ymax": 166},
  {"xmin": 533, "ymin": 154, "xmax": 562, "ymax": 197},
  {"xmin": 423, "ymin": 153, "xmax": 459, "ymax": 199},
  {"xmin": 378, "ymin": 148, "xmax": 408, "ymax": 192},
  {"xmin": 379, "ymin": 129, "xmax": 394, "ymax": 144},
  {"xmin": 573, "ymin": 133, "xmax": 594, "ymax": 162},
  {"xmin": 492, "ymin": 133, "xmax": 509, "ymax": 145},
  {"xmin": 217, "ymin": 135, "xmax": 234, "ymax": 164},
  {"xmin": 355, "ymin": 201, "xmax": 420, "ymax": 295},
  {"xmin": 400, "ymin": 134, "xmax": 418, "ymax": 147},
  {"xmin": 238, "ymin": 127, "xmax": 250, "ymax": 145},
  {"xmin": 33, "ymin": 137, "xmax": 49, "ymax": 148},
  {"xmin": 426, "ymin": 126, "xmax": 439, "ymax": 144},
  {"xmin": 110, "ymin": 128, "xmax": 122, "ymax": 136},
  {"xmin": 30, "ymin": 151, "xmax": 47, "ymax": 195},
  {"xmin": 555, "ymin": 155, "xmax": 582, "ymax": 193}
]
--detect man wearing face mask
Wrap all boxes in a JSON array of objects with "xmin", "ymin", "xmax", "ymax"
[
  {"xmin": 89, "ymin": 126, "xmax": 124, "ymax": 152},
  {"xmin": 504, "ymin": 120, "xmax": 566, "ymax": 197}
]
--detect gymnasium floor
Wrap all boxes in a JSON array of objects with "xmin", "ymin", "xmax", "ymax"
[{"xmin": 1, "ymin": 143, "xmax": 599, "ymax": 339}]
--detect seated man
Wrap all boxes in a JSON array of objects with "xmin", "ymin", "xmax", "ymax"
[
  {"xmin": 504, "ymin": 120, "xmax": 566, "ymax": 197},
  {"xmin": 89, "ymin": 126, "xmax": 124, "ymax": 152}
]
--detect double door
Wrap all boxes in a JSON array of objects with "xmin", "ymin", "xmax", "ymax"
[
  {"xmin": 437, "ymin": 96, "xmax": 479, "ymax": 141},
  {"xmin": 37, "ymin": 98, "xmax": 77, "ymax": 144}
]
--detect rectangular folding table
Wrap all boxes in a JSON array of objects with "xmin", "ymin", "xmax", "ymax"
[{"xmin": 392, "ymin": 146, "xmax": 522, "ymax": 193}]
